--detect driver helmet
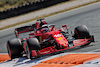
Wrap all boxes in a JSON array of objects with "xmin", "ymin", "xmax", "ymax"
[{"xmin": 42, "ymin": 25, "xmax": 48, "ymax": 33}]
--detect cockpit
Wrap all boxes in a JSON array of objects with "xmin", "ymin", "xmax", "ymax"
[{"xmin": 36, "ymin": 24, "xmax": 55, "ymax": 34}]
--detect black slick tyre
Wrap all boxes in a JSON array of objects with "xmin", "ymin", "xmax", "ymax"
[
  {"xmin": 26, "ymin": 38, "xmax": 40, "ymax": 59},
  {"xmin": 74, "ymin": 25, "xmax": 90, "ymax": 39},
  {"xmin": 7, "ymin": 38, "xmax": 23, "ymax": 59}
]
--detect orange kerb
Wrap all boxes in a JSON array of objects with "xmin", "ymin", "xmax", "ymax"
[
  {"xmin": 0, "ymin": 54, "xmax": 10, "ymax": 63},
  {"xmin": 1, "ymin": 54, "xmax": 100, "ymax": 67},
  {"xmin": 31, "ymin": 63, "xmax": 75, "ymax": 67},
  {"xmin": 31, "ymin": 54, "xmax": 100, "ymax": 67}
]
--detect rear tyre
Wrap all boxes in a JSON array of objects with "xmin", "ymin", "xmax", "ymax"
[
  {"xmin": 7, "ymin": 38, "xmax": 23, "ymax": 59},
  {"xmin": 74, "ymin": 25, "xmax": 90, "ymax": 39},
  {"xmin": 26, "ymin": 38, "xmax": 40, "ymax": 59}
]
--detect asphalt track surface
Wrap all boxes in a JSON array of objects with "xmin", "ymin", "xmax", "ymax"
[{"xmin": 0, "ymin": 2, "xmax": 100, "ymax": 53}]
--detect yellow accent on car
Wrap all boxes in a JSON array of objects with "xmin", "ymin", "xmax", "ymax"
[
  {"xmin": 57, "ymin": 37, "xmax": 63, "ymax": 40},
  {"xmin": 39, "ymin": 37, "xmax": 42, "ymax": 42},
  {"xmin": 60, "ymin": 41, "xmax": 66, "ymax": 44}
]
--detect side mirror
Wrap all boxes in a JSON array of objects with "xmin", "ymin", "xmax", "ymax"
[
  {"xmin": 62, "ymin": 24, "xmax": 70, "ymax": 29},
  {"xmin": 62, "ymin": 24, "xmax": 67, "ymax": 27},
  {"xmin": 29, "ymin": 33, "xmax": 34, "ymax": 35}
]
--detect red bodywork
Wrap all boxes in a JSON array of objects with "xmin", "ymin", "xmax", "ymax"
[
  {"xmin": 27, "ymin": 28, "xmax": 93, "ymax": 56},
  {"xmin": 15, "ymin": 22, "xmax": 94, "ymax": 57},
  {"xmin": 36, "ymin": 38, "xmax": 91, "ymax": 55}
]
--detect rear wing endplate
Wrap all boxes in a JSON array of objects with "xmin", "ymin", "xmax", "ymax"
[{"xmin": 14, "ymin": 25, "xmax": 34, "ymax": 38}]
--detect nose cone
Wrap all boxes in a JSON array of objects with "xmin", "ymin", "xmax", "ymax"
[{"xmin": 60, "ymin": 42, "xmax": 68, "ymax": 48}]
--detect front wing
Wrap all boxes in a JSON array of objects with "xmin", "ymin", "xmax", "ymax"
[{"xmin": 36, "ymin": 37, "xmax": 94, "ymax": 55}]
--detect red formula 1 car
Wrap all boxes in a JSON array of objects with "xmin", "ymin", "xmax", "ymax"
[{"xmin": 7, "ymin": 19, "xmax": 94, "ymax": 59}]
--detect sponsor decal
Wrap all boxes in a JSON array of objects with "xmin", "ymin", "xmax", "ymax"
[
  {"xmin": 54, "ymin": 34, "xmax": 61, "ymax": 37},
  {"xmin": 60, "ymin": 41, "xmax": 66, "ymax": 44},
  {"xmin": 41, "ymin": 50, "xmax": 51, "ymax": 54},
  {"xmin": 57, "ymin": 37, "xmax": 63, "ymax": 40}
]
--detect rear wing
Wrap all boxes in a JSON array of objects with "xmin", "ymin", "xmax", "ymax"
[{"xmin": 14, "ymin": 25, "xmax": 34, "ymax": 38}]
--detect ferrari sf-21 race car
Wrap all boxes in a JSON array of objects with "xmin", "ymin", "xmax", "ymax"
[{"xmin": 7, "ymin": 19, "xmax": 94, "ymax": 59}]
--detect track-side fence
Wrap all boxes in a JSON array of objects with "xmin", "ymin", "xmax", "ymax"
[{"xmin": 0, "ymin": 0, "xmax": 69, "ymax": 20}]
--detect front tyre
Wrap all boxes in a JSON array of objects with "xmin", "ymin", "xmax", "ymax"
[{"xmin": 74, "ymin": 25, "xmax": 90, "ymax": 39}]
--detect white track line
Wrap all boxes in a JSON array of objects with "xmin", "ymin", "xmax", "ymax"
[
  {"xmin": 0, "ymin": 53, "xmax": 8, "ymax": 54},
  {"xmin": 87, "ymin": 49, "xmax": 100, "ymax": 52}
]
